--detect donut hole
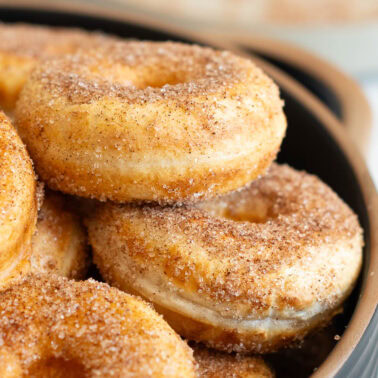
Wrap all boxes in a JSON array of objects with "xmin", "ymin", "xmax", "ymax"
[
  {"xmin": 133, "ymin": 72, "xmax": 186, "ymax": 89},
  {"xmin": 91, "ymin": 64, "xmax": 188, "ymax": 89},
  {"xmin": 223, "ymin": 206, "xmax": 271, "ymax": 223},
  {"xmin": 200, "ymin": 197, "xmax": 276, "ymax": 224},
  {"xmin": 224, "ymin": 200, "xmax": 275, "ymax": 223},
  {"xmin": 28, "ymin": 357, "xmax": 86, "ymax": 378}
]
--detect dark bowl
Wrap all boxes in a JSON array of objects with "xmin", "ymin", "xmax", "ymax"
[{"xmin": 0, "ymin": 5, "xmax": 376, "ymax": 377}]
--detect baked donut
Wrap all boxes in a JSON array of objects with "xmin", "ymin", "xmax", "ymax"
[
  {"xmin": 30, "ymin": 190, "xmax": 88, "ymax": 279},
  {"xmin": 193, "ymin": 345, "xmax": 273, "ymax": 377},
  {"xmin": 0, "ymin": 112, "xmax": 37, "ymax": 289},
  {"xmin": 87, "ymin": 164, "xmax": 363, "ymax": 353},
  {"xmin": 15, "ymin": 41, "xmax": 286, "ymax": 203},
  {"xmin": 0, "ymin": 274, "xmax": 196, "ymax": 377},
  {"xmin": 0, "ymin": 23, "xmax": 115, "ymax": 113}
]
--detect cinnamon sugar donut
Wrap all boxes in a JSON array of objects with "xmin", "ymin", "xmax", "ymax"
[
  {"xmin": 194, "ymin": 345, "xmax": 273, "ymax": 377},
  {"xmin": 0, "ymin": 112, "xmax": 37, "ymax": 289},
  {"xmin": 30, "ymin": 190, "xmax": 88, "ymax": 279},
  {"xmin": 15, "ymin": 41, "xmax": 286, "ymax": 203},
  {"xmin": 0, "ymin": 274, "xmax": 196, "ymax": 377},
  {"xmin": 0, "ymin": 23, "xmax": 115, "ymax": 112},
  {"xmin": 87, "ymin": 164, "xmax": 363, "ymax": 353}
]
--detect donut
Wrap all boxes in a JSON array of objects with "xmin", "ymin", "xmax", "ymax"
[
  {"xmin": 15, "ymin": 41, "xmax": 286, "ymax": 203},
  {"xmin": 0, "ymin": 23, "xmax": 115, "ymax": 112},
  {"xmin": 30, "ymin": 190, "xmax": 88, "ymax": 279},
  {"xmin": 193, "ymin": 345, "xmax": 273, "ymax": 377},
  {"xmin": 0, "ymin": 112, "xmax": 37, "ymax": 289},
  {"xmin": 0, "ymin": 274, "xmax": 196, "ymax": 377},
  {"xmin": 86, "ymin": 164, "xmax": 363, "ymax": 353}
]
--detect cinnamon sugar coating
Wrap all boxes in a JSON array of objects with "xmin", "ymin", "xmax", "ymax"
[
  {"xmin": 194, "ymin": 345, "xmax": 273, "ymax": 377},
  {"xmin": 87, "ymin": 164, "xmax": 363, "ymax": 352},
  {"xmin": 0, "ymin": 112, "xmax": 37, "ymax": 289},
  {"xmin": 0, "ymin": 23, "xmax": 116, "ymax": 111},
  {"xmin": 30, "ymin": 190, "xmax": 88, "ymax": 279},
  {"xmin": 0, "ymin": 274, "xmax": 196, "ymax": 377},
  {"xmin": 15, "ymin": 40, "xmax": 286, "ymax": 203}
]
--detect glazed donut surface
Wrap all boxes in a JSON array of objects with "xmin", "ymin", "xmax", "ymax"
[
  {"xmin": 0, "ymin": 23, "xmax": 114, "ymax": 112},
  {"xmin": 87, "ymin": 164, "xmax": 363, "ymax": 352},
  {"xmin": 194, "ymin": 345, "xmax": 273, "ymax": 377},
  {"xmin": 0, "ymin": 112, "xmax": 37, "ymax": 288},
  {"xmin": 0, "ymin": 274, "xmax": 196, "ymax": 377},
  {"xmin": 15, "ymin": 40, "xmax": 286, "ymax": 203},
  {"xmin": 30, "ymin": 190, "xmax": 88, "ymax": 279}
]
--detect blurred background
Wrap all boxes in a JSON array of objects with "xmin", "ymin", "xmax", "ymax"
[{"xmin": 99, "ymin": 0, "xmax": 378, "ymax": 73}]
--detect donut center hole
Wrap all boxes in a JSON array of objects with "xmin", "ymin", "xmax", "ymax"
[
  {"xmin": 133, "ymin": 72, "xmax": 186, "ymax": 89},
  {"xmin": 223, "ymin": 207, "xmax": 271, "ymax": 223},
  {"xmin": 28, "ymin": 357, "xmax": 86, "ymax": 378},
  {"xmin": 200, "ymin": 198, "xmax": 275, "ymax": 224},
  {"xmin": 95, "ymin": 65, "xmax": 187, "ymax": 89}
]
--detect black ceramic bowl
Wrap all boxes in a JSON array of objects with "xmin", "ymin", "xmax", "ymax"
[{"xmin": 0, "ymin": 5, "xmax": 376, "ymax": 377}]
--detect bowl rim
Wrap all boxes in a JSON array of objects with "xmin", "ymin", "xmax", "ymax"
[
  {"xmin": 219, "ymin": 33, "xmax": 373, "ymax": 155},
  {"xmin": 1, "ymin": 2, "xmax": 377, "ymax": 376}
]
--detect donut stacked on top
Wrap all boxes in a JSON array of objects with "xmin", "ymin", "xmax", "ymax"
[
  {"xmin": 15, "ymin": 40, "xmax": 286, "ymax": 204},
  {"xmin": 0, "ymin": 23, "xmax": 362, "ymax": 376}
]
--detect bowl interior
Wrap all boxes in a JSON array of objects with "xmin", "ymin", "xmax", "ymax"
[{"xmin": 0, "ymin": 7, "xmax": 373, "ymax": 378}]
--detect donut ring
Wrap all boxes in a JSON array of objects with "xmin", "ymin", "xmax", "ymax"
[
  {"xmin": 193, "ymin": 345, "xmax": 273, "ymax": 377},
  {"xmin": 15, "ymin": 41, "xmax": 286, "ymax": 203},
  {"xmin": 87, "ymin": 164, "xmax": 363, "ymax": 353},
  {"xmin": 30, "ymin": 190, "xmax": 88, "ymax": 279},
  {"xmin": 0, "ymin": 112, "xmax": 37, "ymax": 289},
  {"xmin": 0, "ymin": 274, "xmax": 196, "ymax": 377},
  {"xmin": 0, "ymin": 23, "xmax": 115, "ymax": 113}
]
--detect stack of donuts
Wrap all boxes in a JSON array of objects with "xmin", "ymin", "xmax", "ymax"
[{"xmin": 0, "ymin": 23, "xmax": 363, "ymax": 377}]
